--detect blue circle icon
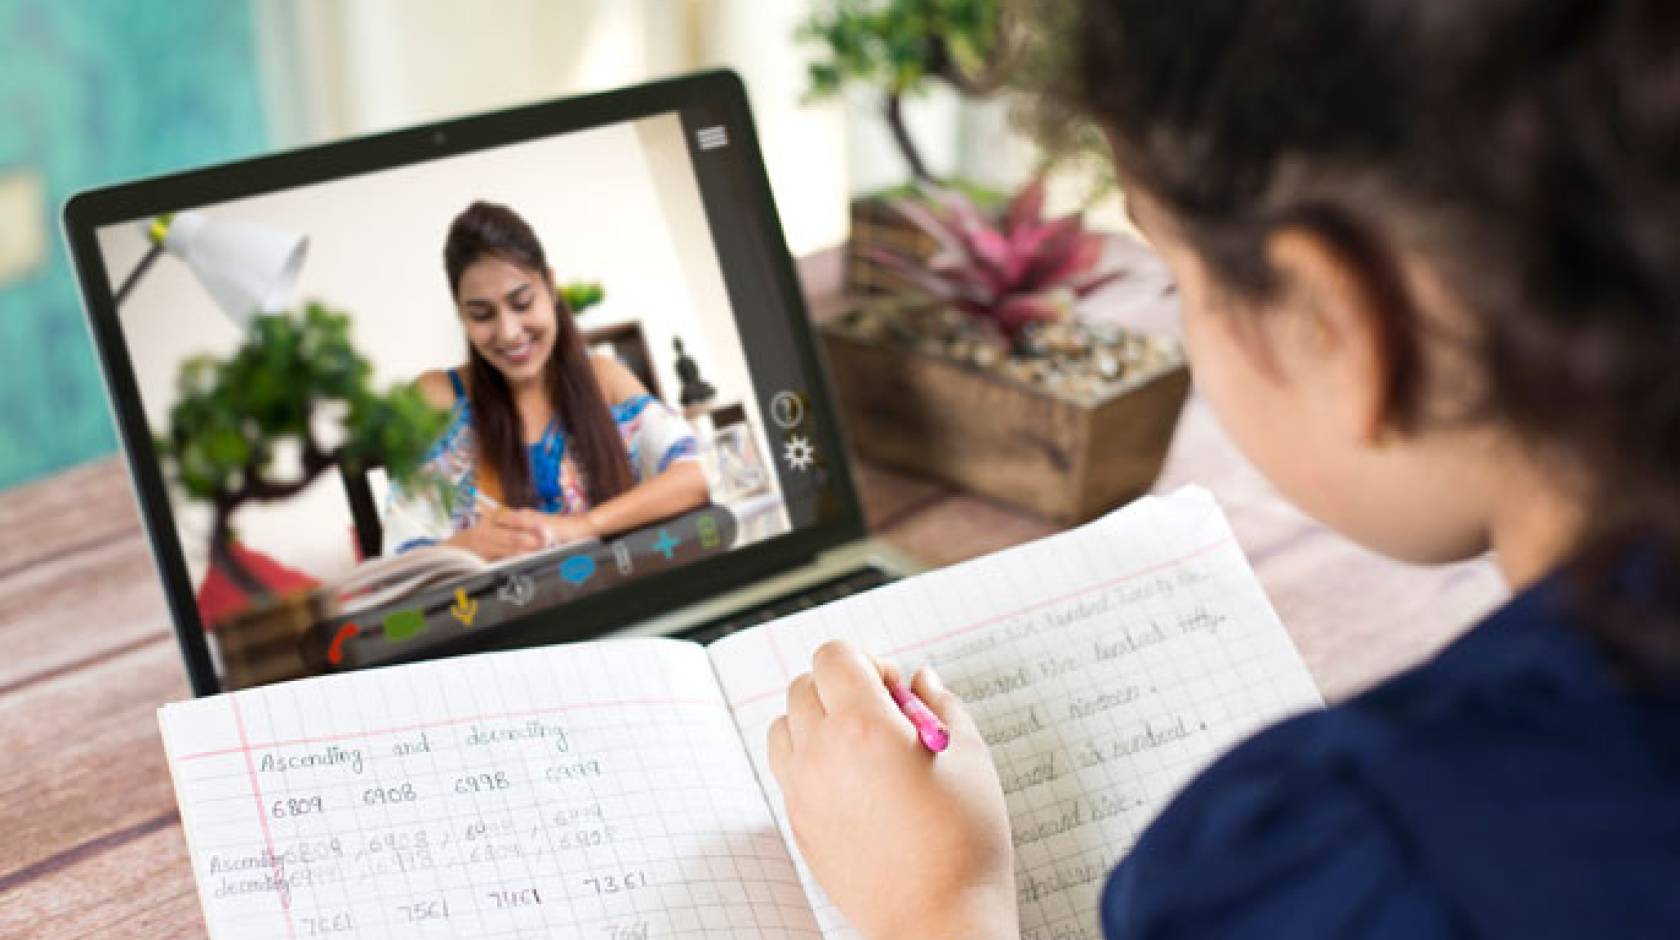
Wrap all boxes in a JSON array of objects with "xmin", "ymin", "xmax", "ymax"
[{"xmin": 559, "ymin": 554, "xmax": 596, "ymax": 586}]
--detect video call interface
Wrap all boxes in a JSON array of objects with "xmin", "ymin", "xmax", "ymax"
[{"xmin": 95, "ymin": 109, "xmax": 834, "ymax": 691}]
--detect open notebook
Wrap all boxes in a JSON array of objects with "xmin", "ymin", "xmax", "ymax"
[{"xmin": 159, "ymin": 487, "xmax": 1322, "ymax": 939}]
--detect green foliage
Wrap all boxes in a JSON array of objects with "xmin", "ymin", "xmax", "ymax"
[
  {"xmin": 339, "ymin": 384, "xmax": 446, "ymax": 484},
  {"xmin": 559, "ymin": 281, "xmax": 605, "ymax": 315},
  {"xmin": 800, "ymin": 0, "xmax": 1005, "ymax": 100},
  {"xmin": 801, "ymin": 0, "xmax": 1120, "ymax": 205},
  {"xmin": 873, "ymin": 177, "xmax": 1007, "ymax": 209},
  {"xmin": 157, "ymin": 302, "xmax": 449, "ymax": 508}
]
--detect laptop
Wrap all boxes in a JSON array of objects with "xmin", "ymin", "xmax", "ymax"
[{"xmin": 62, "ymin": 69, "xmax": 919, "ymax": 696}]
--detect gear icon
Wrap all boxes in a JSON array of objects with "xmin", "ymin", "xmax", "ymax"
[{"xmin": 783, "ymin": 434, "xmax": 815, "ymax": 472}]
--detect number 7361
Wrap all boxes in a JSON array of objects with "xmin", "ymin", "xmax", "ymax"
[{"xmin": 583, "ymin": 871, "xmax": 648, "ymax": 894}]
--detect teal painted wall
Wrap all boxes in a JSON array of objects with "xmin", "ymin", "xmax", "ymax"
[{"xmin": 0, "ymin": 0, "xmax": 268, "ymax": 490}]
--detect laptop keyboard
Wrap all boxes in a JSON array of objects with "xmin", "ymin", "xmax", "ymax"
[{"xmin": 677, "ymin": 565, "xmax": 898, "ymax": 647}]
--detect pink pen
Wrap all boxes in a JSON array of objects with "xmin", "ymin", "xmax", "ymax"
[{"xmin": 890, "ymin": 682, "xmax": 951, "ymax": 753}]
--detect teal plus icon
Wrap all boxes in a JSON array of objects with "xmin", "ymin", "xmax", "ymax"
[{"xmin": 653, "ymin": 529, "xmax": 680, "ymax": 560}]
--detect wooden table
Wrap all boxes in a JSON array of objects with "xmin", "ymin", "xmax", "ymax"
[{"xmin": 0, "ymin": 256, "xmax": 1509, "ymax": 938}]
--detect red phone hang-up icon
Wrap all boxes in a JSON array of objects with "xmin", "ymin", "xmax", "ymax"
[{"xmin": 326, "ymin": 622, "xmax": 361, "ymax": 666}]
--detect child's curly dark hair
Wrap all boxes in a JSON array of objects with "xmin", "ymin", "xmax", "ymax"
[{"xmin": 1051, "ymin": 1, "xmax": 1680, "ymax": 675}]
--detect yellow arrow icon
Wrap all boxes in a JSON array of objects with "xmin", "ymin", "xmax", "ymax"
[{"xmin": 450, "ymin": 588, "xmax": 479, "ymax": 627}]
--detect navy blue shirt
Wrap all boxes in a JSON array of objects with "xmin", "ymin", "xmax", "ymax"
[{"xmin": 1102, "ymin": 557, "xmax": 1680, "ymax": 938}]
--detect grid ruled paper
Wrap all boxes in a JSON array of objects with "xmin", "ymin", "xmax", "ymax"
[
  {"xmin": 708, "ymin": 487, "xmax": 1324, "ymax": 940},
  {"xmin": 159, "ymin": 638, "xmax": 820, "ymax": 939}
]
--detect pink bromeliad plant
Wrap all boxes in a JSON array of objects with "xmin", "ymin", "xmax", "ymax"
[{"xmin": 868, "ymin": 177, "xmax": 1125, "ymax": 349}]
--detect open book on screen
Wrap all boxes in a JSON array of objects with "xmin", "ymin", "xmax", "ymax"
[{"xmin": 158, "ymin": 486, "xmax": 1322, "ymax": 939}]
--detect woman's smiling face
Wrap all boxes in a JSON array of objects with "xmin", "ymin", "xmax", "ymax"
[{"xmin": 456, "ymin": 255, "xmax": 557, "ymax": 385}]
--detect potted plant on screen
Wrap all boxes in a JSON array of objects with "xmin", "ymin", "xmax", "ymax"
[
  {"xmin": 559, "ymin": 281, "xmax": 605, "ymax": 314},
  {"xmin": 818, "ymin": 178, "xmax": 1190, "ymax": 523},
  {"xmin": 156, "ymin": 302, "xmax": 446, "ymax": 684}
]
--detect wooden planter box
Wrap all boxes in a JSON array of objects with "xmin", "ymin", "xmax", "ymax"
[
  {"xmin": 214, "ymin": 588, "xmax": 320, "ymax": 688},
  {"xmin": 820, "ymin": 326, "xmax": 1191, "ymax": 525},
  {"xmin": 845, "ymin": 195, "xmax": 940, "ymax": 297}
]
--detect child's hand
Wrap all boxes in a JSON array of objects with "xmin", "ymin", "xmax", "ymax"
[{"xmin": 768, "ymin": 640, "xmax": 1017, "ymax": 940}]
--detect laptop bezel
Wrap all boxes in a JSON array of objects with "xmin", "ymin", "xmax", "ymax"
[{"xmin": 61, "ymin": 68, "xmax": 868, "ymax": 696}]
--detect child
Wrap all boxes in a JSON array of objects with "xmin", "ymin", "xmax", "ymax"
[{"xmin": 766, "ymin": 2, "xmax": 1680, "ymax": 937}]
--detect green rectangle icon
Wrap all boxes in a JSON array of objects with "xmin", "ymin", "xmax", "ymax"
[{"xmin": 383, "ymin": 608, "xmax": 426, "ymax": 643}]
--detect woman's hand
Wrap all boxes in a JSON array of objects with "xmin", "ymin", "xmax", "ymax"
[
  {"xmin": 768, "ymin": 641, "xmax": 1017, "ymax": 940},
  {"xmin": 529, "ymin": 509, "xmax": 599, "ymax": 546},
  {"xmin": 497, "ymin": 508, "xmax": 599, "ymax": 546},
  {"xmin": 444, "ymin": 510, "xmax": 548, "ymax": 561},
  {"xmin": 578, "ymin": 462, "xmax": 709, "ymax": 540}
]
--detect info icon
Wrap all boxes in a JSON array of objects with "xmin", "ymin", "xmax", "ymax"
[{"xmin": 769, "ymin": 391, "xmax": 804, "ymax": 430}]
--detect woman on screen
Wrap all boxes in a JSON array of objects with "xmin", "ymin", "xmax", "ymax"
[{"xmin": 384, "ymin": 201, "xmax": 709, "ymax": 560}]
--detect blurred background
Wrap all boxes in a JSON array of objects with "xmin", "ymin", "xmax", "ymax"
[{"xmin": 0, "ymin": 0, "xmax": 1123, "ymax": 493}]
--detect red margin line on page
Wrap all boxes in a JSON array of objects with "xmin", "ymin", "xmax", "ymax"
[{"xmin": 230, "ymin": 695, "xmax": 297, "ymax": 940}]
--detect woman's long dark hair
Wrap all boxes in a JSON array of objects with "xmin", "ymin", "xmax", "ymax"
[
  {"xmin": 1045, "ymin": 1, "xmax": 1680, "ymax": 674},
  {"xmin": 443, "ymin": 201, "xmax": 633, "ymax": 510}
]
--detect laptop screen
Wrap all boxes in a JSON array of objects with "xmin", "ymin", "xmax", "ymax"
[{"xmin": 75, "ymin": 81, "xmax": 858, "ymax": 692}]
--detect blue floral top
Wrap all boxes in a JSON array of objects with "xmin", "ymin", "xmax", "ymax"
[{"xmin": 383, "ymin": 368, "xmax": 699, "ymax": 554}]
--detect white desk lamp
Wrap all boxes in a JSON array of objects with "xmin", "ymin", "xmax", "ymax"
[{"xmin": 112, "ymin": 211, "xmax": 308, "ymax": 328}]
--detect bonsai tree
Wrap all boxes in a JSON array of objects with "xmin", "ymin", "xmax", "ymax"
[
  {"xmin": 800, "ymin": 0, "xmax": 1016, "ymax": 186},
  {"xmin": 157, "ymin": 302, "xmax": 448, "ymax": 598}
]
